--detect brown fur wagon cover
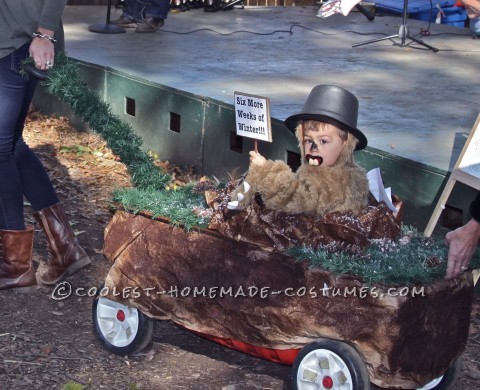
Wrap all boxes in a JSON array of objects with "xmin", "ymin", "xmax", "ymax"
[{"xmin": 102, "ymin": 210, "xmax": 474, "ymax": 389}]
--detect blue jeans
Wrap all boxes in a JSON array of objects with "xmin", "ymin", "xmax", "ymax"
[
  {"xmin": 0, "ymin": 43, "xmax": 59, "ymax": 230},
  {"xmin": 124, "ymin": 0, "xmax": 170, "ymax": 20}
]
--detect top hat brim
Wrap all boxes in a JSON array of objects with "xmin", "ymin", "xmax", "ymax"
[{"xmin": 284, "ymin": 113, "xmax": 368, "ymax": 151}]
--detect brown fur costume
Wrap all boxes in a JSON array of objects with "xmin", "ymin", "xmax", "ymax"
[{"xmin": 231, "ymin": 124, "xmax": 369, "ymax": 216}]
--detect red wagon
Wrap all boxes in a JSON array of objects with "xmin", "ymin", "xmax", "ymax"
[{"xmin": 92, "ymin": 208, "xmax": 475, "ymax": 390}]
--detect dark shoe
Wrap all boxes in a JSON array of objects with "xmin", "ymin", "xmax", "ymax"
[
  {"xmin": 34, "ymin": 203, "xmax": 91, "ymax": 285},
  {"xmin": 111, "ymin": 15, "xmax": 136, "ymax": 28},
  {"xmin": 0, "ymin": 226, "xmax": 36, "ymax": 293},
  {"xmin": 135, "ymin": 17, "xmax": 165, "ymax": 33}
]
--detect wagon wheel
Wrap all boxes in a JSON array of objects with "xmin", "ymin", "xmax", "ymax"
[
  {"xmin": 292, "ymin": 338, "xmax": 369, "ymax": 390},
  {"xmin": 92, "ymin": 295, "xmax": 155, "ymax": 355},
  {"xmin": 370, "ymin": 356, "xmax": 462, "ymax": 390},
  {"xmin": 415, "ymin": 356, "xmax": 462, "ymax": 390}
]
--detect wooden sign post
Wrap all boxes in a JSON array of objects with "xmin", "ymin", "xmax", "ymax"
[
  {"xmin": 424, "ymin": 113, "xmax": 480, "ymax": 237},
  {"xmin": 234, "ymin": 92, "xmax": 272, "ymax": 151}
]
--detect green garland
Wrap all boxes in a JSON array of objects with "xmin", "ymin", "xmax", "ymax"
[
  {"xmin": 112, "ymin": 184, "xmax": 209, "ymax": 230},
  {"xmin": 288, "ymin": 225, "xmax": 480, "ymax": 286},
  {"xmin": 30, "ymin": 54, "xmax": 170, "ymax": 190},
  {"xmin": 23, "ymin": 54, "xmax": 208, "ymax": 227}
]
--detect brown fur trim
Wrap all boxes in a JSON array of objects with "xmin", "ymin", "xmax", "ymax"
[
  {"xmin": 236, "ymin": 159, "xmax": 369, "ymax": 216},
  {"xmin": 334, "ymin": 133, "xmax": 357, "ymax": 168}
]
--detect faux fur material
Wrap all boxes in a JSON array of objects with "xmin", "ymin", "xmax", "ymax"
[
  {"xmin": 209, "ymin": 195, "xmax": 402, "ymax": 252},
  {"xmin": 232, "ymin": 132, "xmax": 369, "ymax": 217},
  {"xmin": 102, "ymin": 210, "xmax": 474, "ymax": 389}
]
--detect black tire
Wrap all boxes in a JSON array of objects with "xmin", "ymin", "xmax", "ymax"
[
  {"xmin": 92, "ymin": 293, "xmax": 155, "ymax": 355},
  {"xmin": 370, "ymin": 356, "xmax": 462, "ymax": 390},
  {"xmin": 292, "ymin": 338, "xmax": 369, "ymax": 390},
  {"xmin": 414, "ymin": 356, "xmax": 462, "ymax": 390}
]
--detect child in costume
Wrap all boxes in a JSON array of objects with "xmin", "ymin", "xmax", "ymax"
[{"xmin": 228, "ymin": 84, "xmax": 370, "ymax": 217}]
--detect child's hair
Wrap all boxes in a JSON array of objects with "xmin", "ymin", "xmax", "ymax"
[{"xmin": 301, "ymin": 120, "xmax": 348, "ymax": 141}]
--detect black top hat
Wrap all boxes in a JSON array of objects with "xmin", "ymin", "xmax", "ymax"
[{"xmin": 284, "ymin": 85, "xmax": 367, "ymax": 150}]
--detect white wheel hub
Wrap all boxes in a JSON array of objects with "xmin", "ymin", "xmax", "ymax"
[
  {"xmin": 297, "ymin": 348, "xmax": 354, "ymax": 389},
  {"xmin": 95, "ymin": 297, "xmax": 140, "ymax": 347}
]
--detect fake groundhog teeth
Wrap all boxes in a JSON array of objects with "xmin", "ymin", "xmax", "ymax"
[{"xmin": 306, "ymin": 154, "xmax": 323, "ymax": 166}]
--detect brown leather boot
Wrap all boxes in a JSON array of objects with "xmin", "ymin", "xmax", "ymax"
[
  {"xmin": 0, "ymin": 226, "xmax": 37, "ymax": 292},
  {"xmin": 34, "ymin": 203, "xmax": 91, "ymax": 285}
]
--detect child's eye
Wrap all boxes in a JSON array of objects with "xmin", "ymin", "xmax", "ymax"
[
  {"xmin": 320, "ymin": 139, "xmax": 328, "ymax": 145},
  {"xmin": 303, "ymin": 139, "xmax": 312, "ymax": 144}
]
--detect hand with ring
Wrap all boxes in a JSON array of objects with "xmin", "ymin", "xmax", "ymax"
[
  {"xmin": 29, "ymin": 27, "xmax": 55, "ymax": 70},
  {"xmin": 444, "ymin": 218, "xmax": 480, "ymax": 279}
]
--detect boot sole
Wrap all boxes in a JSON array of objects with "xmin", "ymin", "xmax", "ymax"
[
  {"xmin": 67, "ymin": 256, "xmax": 91, "ymax": 276},
  {"xmin": 39, "ymin": 256, "xmax": 91, "ymax": 285}
]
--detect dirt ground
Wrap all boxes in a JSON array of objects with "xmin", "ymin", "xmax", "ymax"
[{"xmin": 0, "ymin": 112, "xmax": 479, "ymax": 390}]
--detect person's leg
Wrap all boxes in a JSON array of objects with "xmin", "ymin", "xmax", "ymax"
[
  {"xmin": 0, "ymin": 44, "xmax": 33, "ymax": 230},
  {"xmin": 130, "ymin": 0, "xmax": 146, "ymax": 20},
  {"xmin": 13, "ymin": 89, "xmax": 91, "ymax": 285},
  {"xmin": 0, "ymin": 44, "xmax": 37, "ymax": 291},
  {"xmin": 14, "ymin": 139, "xmax": 59, "ymax": 211},
  {"xmin": 470, "ymin": 16, "xmax": 480, "ymax": 37},
  {"xmin": 112, "ymin": 0, "xmax": 138, "ymax": 26},
  {"xmin": 144, "ymin": 0, "xmax": 170, "ymax": 20},
  {"xmin": 135, "ymin": 0, "xmax": 170, "ymax": 32},
  {"xmin": 11, "ymin": 80, "xmax": 91, "ymax": 285}
]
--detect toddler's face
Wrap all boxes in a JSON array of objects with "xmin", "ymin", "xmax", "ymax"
[{"xmin": 302, "ymin": 123, "xmax": 346, "ymax": 167}]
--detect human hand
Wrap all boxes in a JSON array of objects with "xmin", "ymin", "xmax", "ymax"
[
  {"xmin": 249, "ymin": 151, "xmax": 266, "ymax": 166},
  {"xmin": 445, "ymin": 218, "xmax": 480, "ymax": 279},
  {"xmin": 29, "ymin": 28, "xmax": 55, "ymax": 71}
]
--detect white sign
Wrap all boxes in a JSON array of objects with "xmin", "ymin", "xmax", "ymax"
[
  {"xmin": 234, "ymin": 91, "xmax": 272, "ymax": 143},
  {"xmin": 458, "ymin": 117, "xmax": 480, "ymax": 181},
  {"xmin": 424, "ymin": 113, "xmax": 480, "ymax": 236}
]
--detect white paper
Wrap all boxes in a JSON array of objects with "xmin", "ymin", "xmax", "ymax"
[
  {"xmin": 367, "ymin": 168, "xmax": 397, "ymax": 212},
  {"xmin": 317, "ymin": 0, "xmax": 362, "ymax": 18}
]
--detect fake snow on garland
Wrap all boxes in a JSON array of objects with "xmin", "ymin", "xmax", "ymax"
[{"xmin": 289, "ymin": 225, "xmax": 480, "ymax": 285}]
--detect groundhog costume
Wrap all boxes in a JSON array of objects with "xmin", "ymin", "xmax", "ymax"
[{"xmin": 229, "ymin": 85, "xmax": 370, "ymax": 217}]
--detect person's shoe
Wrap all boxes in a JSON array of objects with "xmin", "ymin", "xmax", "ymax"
[
  {"xmin": 0, "ymin": 226, "xmax": 37, "ymax": 293},
  {"xmin": 135, "ymin": 17, "xmax": 165, "ymax": 33},
  {"xmin": 111, "ymin": 15, "xmax": 136, "ymax": 28},
  {"xmin": 34, "ymin": 203, "xmax": 91, "ymax": 285}
]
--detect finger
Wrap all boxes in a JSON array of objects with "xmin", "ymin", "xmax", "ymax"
[
  {"xmin": 34, "ymin": 58, "xmax": 48, "ymax": 70},
  {"xmin": 452, "ymin": 262, "xmax": 463, "ymax": 278},
  {"xmin": 446, "ymin": 264, "xmax": 456, "ymax": 279},
  {"xmin": 444, "ymin": 231, "xmax": 452, "ymax": 246}
]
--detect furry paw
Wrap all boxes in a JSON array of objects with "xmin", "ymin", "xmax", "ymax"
[{"xmin": 227, "ymin": 181, "xmax": 251, "ymax": 210}]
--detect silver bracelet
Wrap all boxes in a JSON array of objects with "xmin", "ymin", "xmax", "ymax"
[{"xmin": 32, "ymin": 31, "xmax": 57, "ymax": 44}]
